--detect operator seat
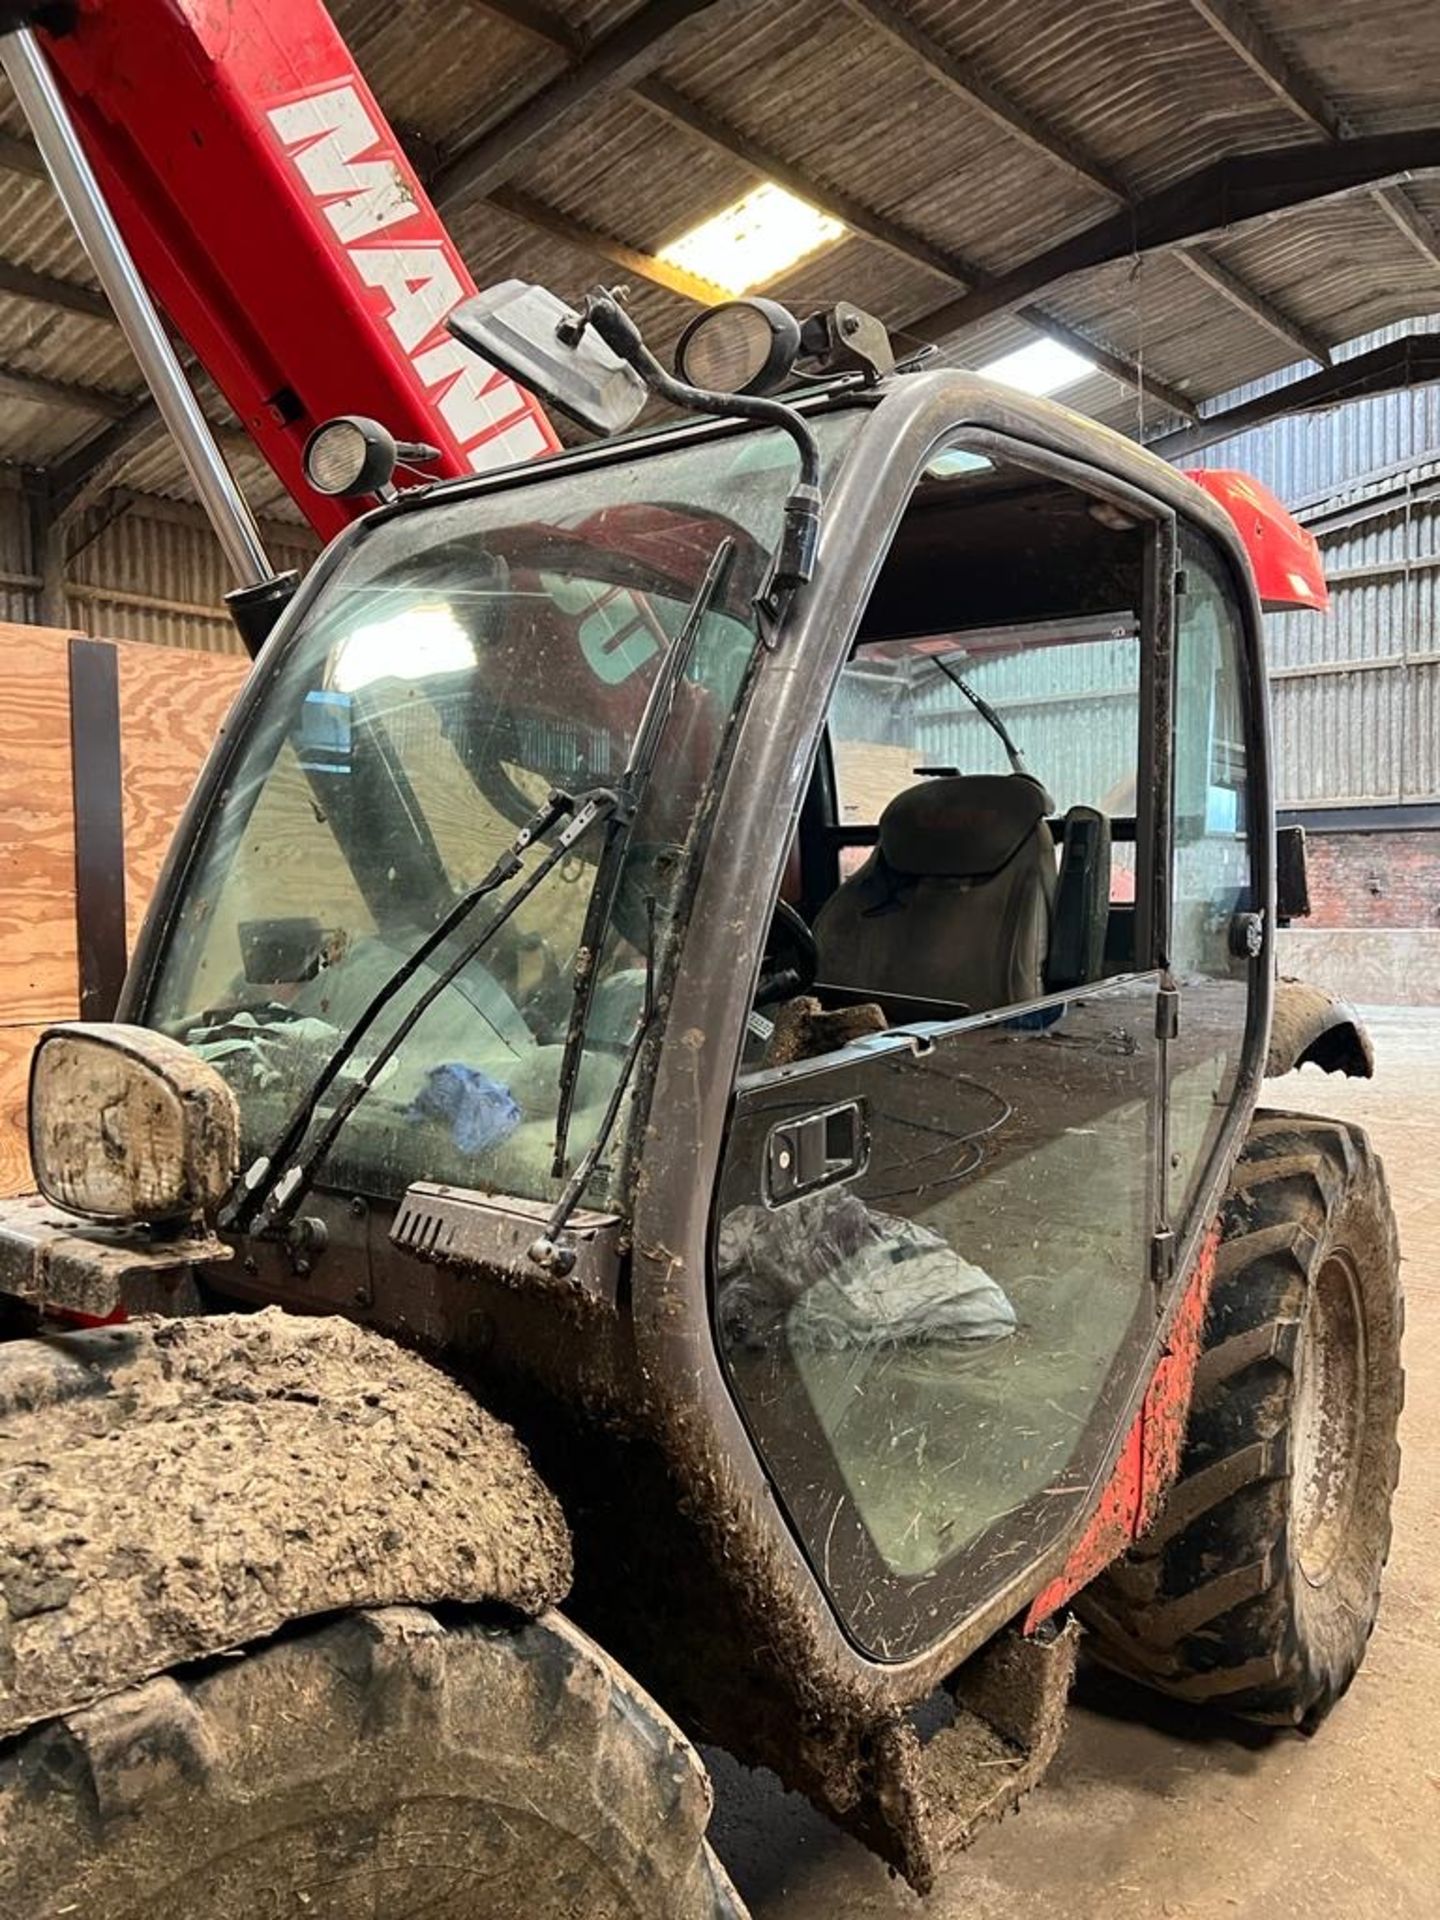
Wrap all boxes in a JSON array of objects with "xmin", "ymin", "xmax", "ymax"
[{"xmin": 813, "ymin": 773, "xmax": 1056, "ymax": 1013}]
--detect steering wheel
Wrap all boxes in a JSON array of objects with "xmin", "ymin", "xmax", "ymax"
[
  {"xmin": 480, "ymin": 921, "xmax": 569, "ymax": 1041},
  {"xmin": 756, "ymin": 900, "xmax": 818, "ymax": 1008}
]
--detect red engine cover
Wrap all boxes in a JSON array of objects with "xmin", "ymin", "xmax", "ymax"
[{"xmin": 1184, "ymin": 468, "xmax": 1329, "ymax": 613}]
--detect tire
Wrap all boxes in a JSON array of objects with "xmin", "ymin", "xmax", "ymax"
[
  {"xmin": 0, "ymin": 1605, "xmax": 746, "ymax": 1920},
  {"xmin": 1079, "ymin": 1111, "xmax": 1403, "ymax": 1729}
]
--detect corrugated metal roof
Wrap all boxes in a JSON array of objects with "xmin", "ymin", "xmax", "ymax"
[{"xmin": 0, "ymin": 0, "xmax": 1428, "ymax": 553}]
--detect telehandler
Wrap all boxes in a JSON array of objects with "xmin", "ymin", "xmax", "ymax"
[{"xmin": 0, "ymin": 260, "xmax": 1402, "ymax": 1914}]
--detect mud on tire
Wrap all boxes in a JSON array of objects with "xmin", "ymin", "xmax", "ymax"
[
  {"xmin": 1079, "ymin": 1111, "xmax": 1403, "ymax": 1728},
  {"xmin": 0, "ymin": 1605, "xmax": 744, "ymax": 1920}
]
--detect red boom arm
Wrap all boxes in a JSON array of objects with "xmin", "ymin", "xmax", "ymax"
[{"xmin": 38, "ymin": 0, "xmax": 558, "ymax": 539}]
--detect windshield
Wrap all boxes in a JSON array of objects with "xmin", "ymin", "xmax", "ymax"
[{"xmin": 147, "ymin": 418, "xmax": 860, "ymax": 1211}]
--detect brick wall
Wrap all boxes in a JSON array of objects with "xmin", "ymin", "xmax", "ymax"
[{"xmin": 1302, "ymin": 829, "xmax": 1440, "ymax": 931}]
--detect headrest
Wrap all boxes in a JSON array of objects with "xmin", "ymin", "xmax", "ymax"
[{"xmin": 879, "ymin": 774, "xmax": 1051, "ymax": 879}]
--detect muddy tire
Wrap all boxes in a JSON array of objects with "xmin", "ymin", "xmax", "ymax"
[
  {"xmin": 0, "ymin": 1605, "xmax": 745, "ymax": 1920},
  {"xmin": 1079, "ymin": 1111, "xmax": 1403, "ymax": 1728}
]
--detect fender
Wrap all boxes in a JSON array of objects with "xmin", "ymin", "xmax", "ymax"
[
  {"xmin": 1266, "ymin": 977, "xmax": 1374, "ymax": 1080},
  {"xmin": 0, "ymin": 1309, "xmax": 570, "ymax": 1742}
]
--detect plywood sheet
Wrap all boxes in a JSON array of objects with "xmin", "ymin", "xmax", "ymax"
[
  {"xmin": 116, "ymin": 640, "xmax": 249, "ymax": 954},
  {"xmin": 0, "ymin": 1022, "xmax": 40, "ymax": 1198},
  {"xmin": 0, "ymin": 624, "xmax": 80, "ymax": 1024}
]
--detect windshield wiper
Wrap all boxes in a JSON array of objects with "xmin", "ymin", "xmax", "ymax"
[
  {"xmin": 224, "ymin": 781, "xmax": 619, "ymax": 1235},
  {"xmin": 547, "ymin": 535, "xmax": 736, "ymax": 1189},
  {"xmin": 528, "ymin": 897, "xmax": 659, "ymax": 1278},
  {"xmin": 932, "ymin": 653, "xmax": 1036, "ymax": 782}
]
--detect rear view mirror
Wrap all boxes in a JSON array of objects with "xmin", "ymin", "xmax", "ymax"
[
  {"xmin": 1276, "ymin": 823, "xmax": 1311, "ymax": 923},
  {"xmin": 448, "ymin": 281, "xmax": 647, "ymax": 437}
]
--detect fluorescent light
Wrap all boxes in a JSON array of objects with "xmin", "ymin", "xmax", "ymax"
[
  {"xmin": 330, "ymin": 604, "xmax": 476, "ymax": 692},
  {"xmin": 657, "ymin": 184, "xmax": 845, "ymax": 296},
  {"xmin": 978, "ymin": 337, "xmax": 1095, "ymax": 398}
]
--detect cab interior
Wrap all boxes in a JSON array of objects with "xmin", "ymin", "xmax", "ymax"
[{"xmin": 760, "ymin": 451, "xmax": 1153, "ymax": 1047}]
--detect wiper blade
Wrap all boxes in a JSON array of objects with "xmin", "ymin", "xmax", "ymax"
[
  {"xmin": 224, "ymin": 782, "xmax": 618, "ymax": 1234},
  {"xmin": 549, "ymin": 535, "xmax": 736, "ymax": 1182}
]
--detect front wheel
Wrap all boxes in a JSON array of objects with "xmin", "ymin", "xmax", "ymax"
[
  {"xmin": 0, "ymin": 1605, "xmax": 744, "ymax": 1920},
  {"xmin": 1079, "ymin": 1112, "xmax": 1403, "ymax": 1728}
]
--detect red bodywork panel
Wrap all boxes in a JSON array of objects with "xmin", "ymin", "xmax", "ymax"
[
  {"xmin": 1025, "ymin": 1220, "xmax": 1222, "ymax": 1629},
  {"xmin": 1184, "ymin": 469, "xmax": 1329, "ymax": 613},
  {"xmin": 39, "ymin": 0, "xmax": 558, "ymax": 540}
]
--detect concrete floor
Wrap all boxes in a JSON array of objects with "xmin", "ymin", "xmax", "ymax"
[{"xmin": 706, "ymin": 1008, "xmax": 1440, "ymax": 1920}]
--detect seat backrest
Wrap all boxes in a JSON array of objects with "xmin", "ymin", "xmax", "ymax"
[{"xmin": 813, "ymin": 773, "xmax": 1056, "ymax": 1013}]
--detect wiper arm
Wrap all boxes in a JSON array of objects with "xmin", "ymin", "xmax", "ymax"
[
  {"xmin": 549, "ymin": 535, "xmax": 736, "ymax": 1183},
  {"xmin": 529, "ymin": 897, "xmax": 659, "ymax": 1278},
  {"xmin": 224, "ymin": 781, "xmax": 618, "ymax": 1235},
  {"xmin": 934, "ymin": 653, "xmax": 1035, "ymax": 782}
]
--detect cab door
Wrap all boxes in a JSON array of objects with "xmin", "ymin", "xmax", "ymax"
[
  {"xmin": 1166, "ymin": 526, "xmax": 1265, "ymax": 1227},
  {"xmin": 710, "ymin": 441, "xmax": 1176, "ymax": 1660}
]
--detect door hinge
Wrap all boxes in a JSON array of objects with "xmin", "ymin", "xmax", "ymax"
[
  {"xmin": 1155, "ymin": 984, "xmax": 1180, "ymax": 1041},
  {"xmin": 1150, "ymin": 1229, "xmax": 1175, "ymax": 1290}
]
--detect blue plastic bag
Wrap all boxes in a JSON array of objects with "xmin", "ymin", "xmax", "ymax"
[{"xmin": 409, "ymin": 1063, "xmax": 521, "ymax": 1155}]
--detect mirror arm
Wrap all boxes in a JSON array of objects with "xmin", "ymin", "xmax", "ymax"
[{"xmin": 582, "ymin": 291, "xmax": 821, "ymax": 628}]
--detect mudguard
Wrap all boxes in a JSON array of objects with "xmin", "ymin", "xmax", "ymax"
[
  {"xmin": 1266, "ymin": 978, "xmax": 1374, "ymax": 1080},
  {"xmin": 0, "ymin": 1309, "xmax": 571, "ymax": 1741}
]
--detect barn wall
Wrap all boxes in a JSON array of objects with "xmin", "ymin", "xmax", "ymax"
[
  {"xmin": 1191, "ymin": 323, "xmax": 1440, "ymax": 999},
  {"xmin": 0, "ymin": 469, "xmax": 318, "ymax": 656}
]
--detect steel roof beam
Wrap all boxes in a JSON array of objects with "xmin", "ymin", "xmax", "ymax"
[
  {"xmin": 1184, "ymin": 0, "xmax": 1440, "ymax": 286},
  {"xmin": 0, "ymin": 258, "xmax": 111, "ymax": 321},
  {"xmin": 1147, "ymin": 332, "xmax": 1440, "ymax": 458},
  {"xmin": 1183, "ymin": 0, "xmax": 1347, "ymax": 139},
  {"xmin": 0, "ymin": 362, "xmax": 130, "ymax": 418},
  {"xmin": 47, "ymin": 400, "xmax": 169, "ymax": 512},
  {"xmin": 429, "ymin": 0, "xmax": 742, "ymax": 211},
  {"xmin": 1372, "ymin": 186, "xmax": 1440, "ymax": 277},
  {"xmin": 841, "ymin": 0, "xmax": 1330, "ymax": 371},
  {"xmin": 1172, "ymin": 247, "xmax": 1333, "ymax": 367},
  {"xmin": 909, "ymin": 130, "xmax": 1440, "ymax": 338},
  {"xmin": 488, "ymin": 184, "xmax": 731, "ymax": 304},
  {"xmin": 459, "ymin": 0, "xmax": 582, "ymax": 56},
  {"xmin": 633, "ymin": 77, "xmax": 991, "ymax": 281},
  {"xmin": 841, "ymin": 0, "xmax": 1125, "ymax": 201}
]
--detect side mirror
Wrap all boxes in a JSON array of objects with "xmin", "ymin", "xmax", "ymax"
[
  {"xmin": 29, "ymin": 1024, "xmax": 239, "ymax": 1224},
  {"xmin": 1276, "ymin": 823, "xmax": 1311, "ymax": 924},
  {"xmin": 447, "ymin": 281, "xmax": 647, "ymax": 437}
]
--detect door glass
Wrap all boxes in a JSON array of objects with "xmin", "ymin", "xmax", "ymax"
[
  {"xmin": 712, "ymin": 445, "xmax": 1164, "ymax": 1657},
  {"xmin": 716, "ymin": 977, "xmax": 1161, "ymax": 1657},
  {"xmin": 1169, "ymin": 533, "xmax": 1254, "ymax": 1218}
]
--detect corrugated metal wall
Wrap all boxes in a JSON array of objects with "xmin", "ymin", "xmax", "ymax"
[
  {"xmin": 0, "ymin": 470, "xmax": 316, "ymax": 656},
  {"xmin": 834, "ymin": 636, "xmax": 1139, "ymax": 814},
  {"xmin": 1189, "ymin": 317, "xmax": 1440, "ymax": 808},
  {"xmin": 62, "ymin": 494, "xmax": 316, "ymax": 654}
]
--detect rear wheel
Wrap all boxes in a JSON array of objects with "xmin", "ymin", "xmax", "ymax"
[
  {"xmin": 0, "ymin": 1605, "xmax": 744, "ymax": 1920},
  {"xmin": 1079, "ymin": 1112, "xmax": 1402, "ymax": 1727}
]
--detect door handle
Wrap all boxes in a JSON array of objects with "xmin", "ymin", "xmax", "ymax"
[{"xmin": 766, "ymin": 1101, "xmax": 866, "ymax": 1202}]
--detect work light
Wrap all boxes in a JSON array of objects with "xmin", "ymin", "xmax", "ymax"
[
  {"xmin": 29, "ymin": 1024, "xmax": 239, "ymax": 1223},
  {"xmin": 675, "ymin": 298, "xmax": 802, "ymax": 396}
]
